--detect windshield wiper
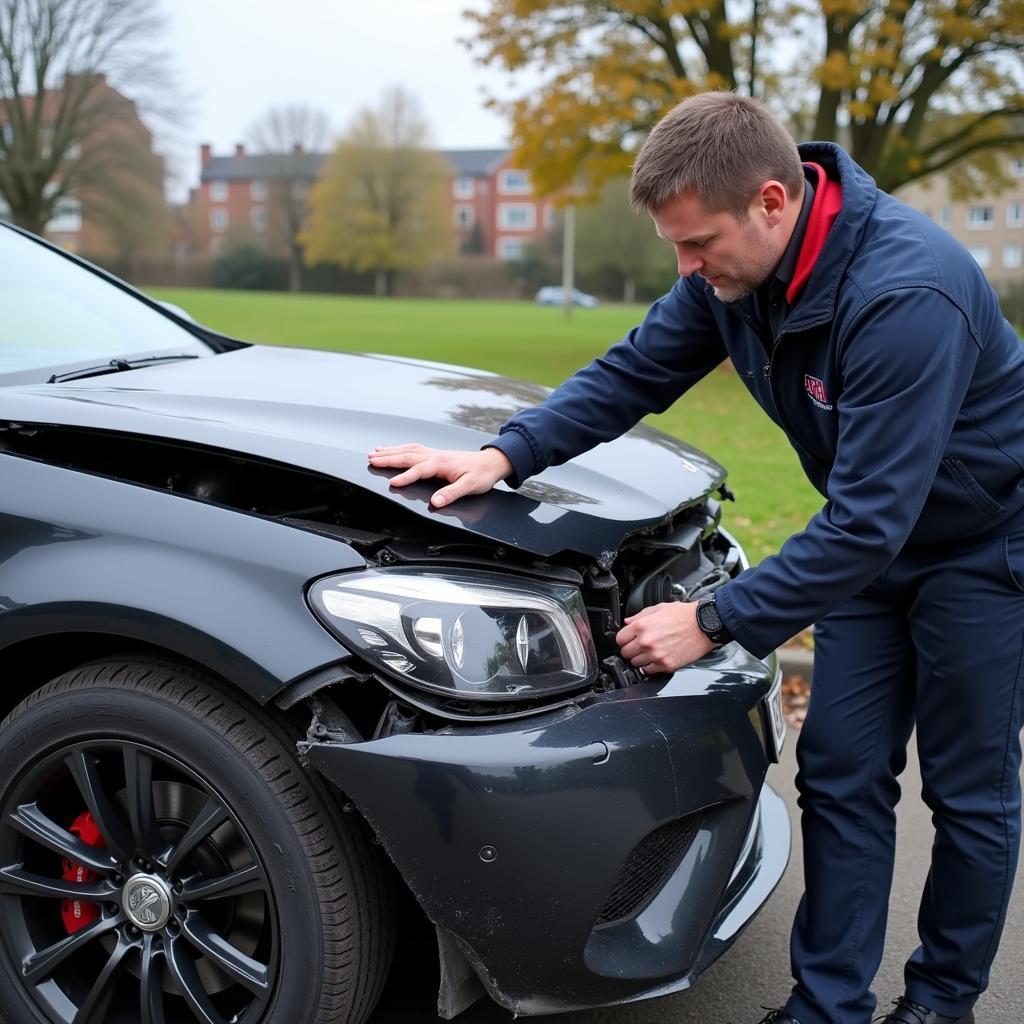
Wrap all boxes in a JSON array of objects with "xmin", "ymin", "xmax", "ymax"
[{"xmin": 47, "ymin": 354, "xmax": 200, "ymax": 384}]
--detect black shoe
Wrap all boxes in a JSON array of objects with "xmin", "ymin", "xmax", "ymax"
[
  {"xmin": 753, "ymin": 1010, "xmax": 800, "ymax": 1024},
  {"xmin": 877, "ymin": 996, "xmax": 975, "ymax": 1024}
]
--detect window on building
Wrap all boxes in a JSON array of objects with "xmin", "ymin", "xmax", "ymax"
[
  {"xmin": 967, "ymin": 205, "xmax": 995, "ymax": 230},
  {"xmin": 251, "ymin": 180, "xmax": 267, "ymax": 201},
  {"xmin": 497, "ymin": 237, "xmax": 525, "ymax": 261},
  {"xmin": 210, "ymin": 208, "xmax": 228, "ymax": 232},
  {"xmin": 453, "ymin": 203, "xmax": 474, "ymax": 228},
  {"xmin": 1007, "ymin": 202, "xmax": 1023, "ymax": 228},
  {"xmin": 967, "ymin": 246, "xmax": 991, "ymax": 268},
  {"xmin": 498, "ymin": 170, "xmax": 531, "ymax": 194},
  {"xmin": 251, "ymin": 206, "xmax": 267, "ymax": 232},
  {"xmin": 498, "ymin": 203, "xmax": 536, "ymax": 230},
  {"xmin": 210, "ymin": 181, "xmax": 228, "ymax": 202},
  {"xmin": 1003, "ymin": 244, "xmax": 1023, "ymax": 269},
  {"xmin": 1, "ymin": 122, "xmax": 13, "ymax": 147},
  {"xmin": 937, "ymin": 206, "xmax": 951, "ymax": 228},
  {"xmin": 46, "ymin": 196, "xmax": 82, "ymax": 233},
  {"xmin": 1010, "ymin": 157, "xmax": 1024, "ymax": 177},
  {"xmin": 453, "ymin": 176, "xmax": 474, "ymax": 199},
  {"xmin": 66, "ymin": 139, "xmax": 81, "ymax": 160}
]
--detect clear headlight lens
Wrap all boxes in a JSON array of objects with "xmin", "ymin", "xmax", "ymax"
[{"xmin": 308, "ymin": 568, "xmax": 598, "ymax": 701}]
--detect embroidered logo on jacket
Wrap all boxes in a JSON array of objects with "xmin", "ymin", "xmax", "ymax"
[{"xmin": 804, "ymin": 375, "xmax": 833, "ymax": 411}]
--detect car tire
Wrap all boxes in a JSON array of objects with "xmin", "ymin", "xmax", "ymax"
[{"xmin": 0, "ymin": 658, "xmax": 395, "ymax": 1024}]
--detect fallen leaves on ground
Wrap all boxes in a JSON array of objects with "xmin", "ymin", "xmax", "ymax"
[{"xmin": 782, "ymin": 674, "xmax": 810, "ymax": 729}]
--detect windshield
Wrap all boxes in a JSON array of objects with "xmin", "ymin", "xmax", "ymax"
[{"xmin": 0, "ymin": 226, "xmax": 212, "ymax": 382}]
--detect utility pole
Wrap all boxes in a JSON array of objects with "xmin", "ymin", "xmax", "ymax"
[{"xmin": 561, "ymin": 201, "xmax": 575, "ymax": 319}]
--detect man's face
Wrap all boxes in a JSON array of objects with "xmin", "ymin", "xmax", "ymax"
[{"xmin": 651, "ymin": 187, "xmax": 788, "ymax": 303}]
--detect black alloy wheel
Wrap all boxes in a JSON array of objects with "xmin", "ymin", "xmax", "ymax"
[{"xmin": 0, "ymin": 660, "xmax": 395, "ymax": 1024}]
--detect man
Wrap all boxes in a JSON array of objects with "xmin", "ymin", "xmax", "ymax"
[{"xmin": 369, "ymin": 92, "xmax": 1024, "ymax": 1024}]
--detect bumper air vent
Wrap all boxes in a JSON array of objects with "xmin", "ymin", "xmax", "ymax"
[{"xmin": 596, "ymin": 814, "xmax": 703, "ymax": 926}]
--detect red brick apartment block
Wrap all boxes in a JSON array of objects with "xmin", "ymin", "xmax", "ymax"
[{"xmin": 189, "ymin": 144, "xmax": 554, "ymax": 261}]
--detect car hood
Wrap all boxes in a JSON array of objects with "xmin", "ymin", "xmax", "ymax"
[{"xmin": 0, "ymin": 346, "xmax": 726, "ymax": 559}]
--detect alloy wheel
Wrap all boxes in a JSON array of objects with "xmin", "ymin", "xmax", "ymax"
[{"xmin": 0, "ymin": 739, "xmax": 278, "ymax": 1024}]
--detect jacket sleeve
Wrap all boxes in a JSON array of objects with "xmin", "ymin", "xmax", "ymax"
[
  {"xmin": 716, "ymin": 286, "xmax": 980, "ymax": 658},
  {"xmin": 483, "ymin": 275, "xmax": 727, "ymax": 486}
]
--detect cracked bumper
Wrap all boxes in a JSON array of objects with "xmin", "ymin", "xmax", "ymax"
[{"xmin": 306, "ymin": 644, "xmax": 791, "ymax": 1015}]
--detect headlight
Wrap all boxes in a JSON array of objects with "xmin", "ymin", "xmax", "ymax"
[{"xmin": 308, "ymin": 568, "xmax": 598, "ymax": 701}]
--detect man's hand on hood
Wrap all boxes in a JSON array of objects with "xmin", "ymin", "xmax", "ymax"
[{"xmin": 368, "ymin": 444, "xmax": 513, "ymax": 508}]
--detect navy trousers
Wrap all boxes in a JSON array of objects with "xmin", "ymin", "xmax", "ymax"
[{"xmin": 784, "ymin": 529, "xmax": 1024, "ymax": 1024}]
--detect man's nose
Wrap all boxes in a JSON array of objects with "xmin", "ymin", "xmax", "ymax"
[{"xmin": 676, "ymin": 250, "xmax": 703, "ymax": 276}]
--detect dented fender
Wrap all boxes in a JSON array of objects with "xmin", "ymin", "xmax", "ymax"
[{"xmin": 0, "ymin": 453, "xmax": 364, "ymax": 701}]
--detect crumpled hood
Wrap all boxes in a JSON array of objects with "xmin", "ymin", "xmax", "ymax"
[{"xmin": 0, "ymin": 345, "xmax": 726, "ymax": 558}]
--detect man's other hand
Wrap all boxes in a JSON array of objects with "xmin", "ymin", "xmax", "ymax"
[
  {"xmin": 615, "ymin": 602, "xmax": 715, "ymax": 674},
  {"xmin": 368, "ymin": 444, "xmax": 513, "ymax": 508}
]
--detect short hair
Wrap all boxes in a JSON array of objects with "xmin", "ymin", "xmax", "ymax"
[{"xmin": 630, "ymin": 91, "xmax": 804, "ymax": 218}]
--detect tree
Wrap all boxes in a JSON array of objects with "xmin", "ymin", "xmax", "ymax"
[
  {"xmin": 0, "ymin": 0, "xmax": 175, "ymax": 240},
  {"xmin": 575, "ymin": 177, "xmax": 675, "ymax": 301},
  {"xmin": 301, "ymin": 87, "xmax": 453, "ymax": 297},
  {"xmin": 464, "ymin": 0, "xmax": 1024, "ymax": 198},
  {"xmin": 246, "ymin": 103, "xmax": 331, "ymax": 292}
]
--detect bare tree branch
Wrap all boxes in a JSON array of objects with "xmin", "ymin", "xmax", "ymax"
[
  {"xmin": 246, "ymin": 103, "xmax": 332, "ymax": 291},
  {"xmin": 0, "ymin": 0, "xmax": 179, "ymax": 250},
  {"xmin": 908, "ymin": 133, "xmax": 1024, "ymax": 185}
]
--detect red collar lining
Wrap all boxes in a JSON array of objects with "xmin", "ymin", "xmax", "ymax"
[{"xmin": 785, "ymin": 162, "xmax": 842, "ymax": 306}]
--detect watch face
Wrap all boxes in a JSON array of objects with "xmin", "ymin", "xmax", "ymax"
[{"xmin": 698, "ymin": 600, "xmax": 722, "ymax": 633}]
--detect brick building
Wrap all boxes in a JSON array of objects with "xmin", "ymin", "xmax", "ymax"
[
  {"xmin": 444, "ymin": 149, "xmax": 556, "ymax": 259},
  {"xmin": 0, "ymin": 74, "xmax": 164, "ymax": 257},
  {"xmin": 896, "ymin": 154, "xmax": 1024, "ymax": 288},
  {"xmin": 188, "ymin": 143, "xmax": 322, "ymax": 260},
  {"xmin": 188, "ymin": 144, "xmax": 553, "ymax": 262}
]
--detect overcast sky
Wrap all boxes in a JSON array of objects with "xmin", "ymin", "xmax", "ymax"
[{"xmin": 162, "ymin": 0, "xmax": 524, "ymax": 197}]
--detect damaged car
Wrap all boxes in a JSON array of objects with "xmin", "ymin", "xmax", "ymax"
[{"xmin": 0, "ymin": 221, "xmax": 790, "ymax": 1024}]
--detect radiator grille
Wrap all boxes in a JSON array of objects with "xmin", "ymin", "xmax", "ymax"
[{"xmin": 596, "ymin": 814, "xmax": 702, "ymax": 926}]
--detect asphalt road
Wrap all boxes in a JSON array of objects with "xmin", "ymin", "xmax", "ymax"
[{"xmin": 372, "ymin": 729, "xmax": 1024, "ymax": 1024}]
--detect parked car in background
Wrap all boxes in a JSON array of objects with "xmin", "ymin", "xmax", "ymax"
[
  {"xmin": 0, "ymin": 222, "xmax": 788, "ymax": 1024},
  {"xmin": 535, "ymin": 285, "xmax": 600, "ymax": 307}
]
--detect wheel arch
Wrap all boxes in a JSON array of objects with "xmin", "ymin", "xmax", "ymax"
[{"xmin": 0, "ymin": 630, "xmax": 258, "ymax": 724}]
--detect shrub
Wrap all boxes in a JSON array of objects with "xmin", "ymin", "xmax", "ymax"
[
  {"xmin": 997, "ymin": 281, "xmax": 1024, "ymax": 332},
  {"xmin": 211, "ymin": 245, "xmax": 288, "ymax": 291}
]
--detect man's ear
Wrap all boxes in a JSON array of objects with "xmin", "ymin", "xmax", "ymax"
[{"xmin": 755, "ymin": 180, "xmax": 789, "ymax": 227}]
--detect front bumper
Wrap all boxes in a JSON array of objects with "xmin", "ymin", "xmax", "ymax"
[{"xmin": 306, "ymin": 644, "xmax": 791, "ymax": 1015}]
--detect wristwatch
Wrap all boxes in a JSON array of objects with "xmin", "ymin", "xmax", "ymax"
[{"xmin": 695, "ymin": 594, "xmax": 733, "ymax": 647}]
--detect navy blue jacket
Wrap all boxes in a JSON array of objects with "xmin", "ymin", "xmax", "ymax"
[{"xmin": 487, "ymin": 142, "xmax": 1024, "ymax": 658}]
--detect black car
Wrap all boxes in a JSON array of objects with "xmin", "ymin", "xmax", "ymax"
[{"xmin": 0, "ymin": 222, "xmax": 790, "ymax": 1024}]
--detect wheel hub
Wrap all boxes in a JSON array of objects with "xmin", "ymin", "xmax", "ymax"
[{"xmin": 122, "ymin": 873, "xmax": 173, "ymax": 931}]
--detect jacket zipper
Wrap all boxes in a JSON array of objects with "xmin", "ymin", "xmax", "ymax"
[
  {"xmin": 769, "ymin": 318, "xmax": 837, "ymax": 470},
  {"xmin": 730, "ymin": 301, "xmax": 830, "ymax": 467}
]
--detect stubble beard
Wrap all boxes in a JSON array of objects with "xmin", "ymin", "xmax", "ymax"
[{"xmin": 708, "ymin": 223, "xmax": 778, "ymax": 303}]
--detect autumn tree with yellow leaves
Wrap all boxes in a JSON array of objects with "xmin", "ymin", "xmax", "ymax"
[
  {"xmin": 465, "ymin": 0, "xmax": 1024, "ymax": 199},
  {"xmin": 301, "ymin": 87, "xmax": 453, "ymax": 296}
]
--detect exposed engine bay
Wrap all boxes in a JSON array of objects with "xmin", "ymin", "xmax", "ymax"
[{"xmin": 0, "ymin": 422, "xmax": 744, "ymax": 727}]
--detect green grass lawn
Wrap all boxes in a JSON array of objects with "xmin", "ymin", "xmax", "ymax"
[{"xmin": 149, "ymin": 288, "xmax": 822, "ymax": 562}]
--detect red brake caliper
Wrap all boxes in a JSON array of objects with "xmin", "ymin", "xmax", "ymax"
[{"xmin": 61, "ymin": 811, "xmax": 107, "ymax": 934}]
